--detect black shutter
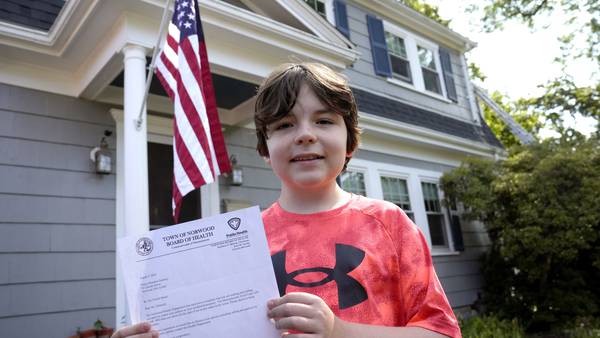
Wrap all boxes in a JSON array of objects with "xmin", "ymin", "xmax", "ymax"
[
  {"xmin": 450, "ymin": 215, "xmax": 465, "ymax": 252},
  {"xmin": 439, "ymin": 48, "xmax": 458, "ymax": 102},
  {"xmin": 366, "ymin": 15, "xmax": 391, "ymax": 77},
  {"xmin": 333, "ymin": 0, "xmax": 350, "ymax": 38}
]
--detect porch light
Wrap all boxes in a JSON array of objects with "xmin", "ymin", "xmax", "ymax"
[
  {"xmin": 90, "ymin": 130, "xmax": 113, "ymax": 175},
  {"xmin": 229, "ymin": 155, "xmax": 243, "ymax": 186}
]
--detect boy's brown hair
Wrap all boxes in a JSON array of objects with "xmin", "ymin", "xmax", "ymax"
[{"xmin": 254, "ymin": 62, "xmax": 360, "ymax": 170}]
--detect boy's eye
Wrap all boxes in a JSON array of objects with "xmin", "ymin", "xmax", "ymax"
[
  {"xmin": 274, "ymin": 122, "xmax": 293, "ymax": 130},
  {"xmin": 317, "ymin": 119, "xmax": 334, "ymax": 125}
]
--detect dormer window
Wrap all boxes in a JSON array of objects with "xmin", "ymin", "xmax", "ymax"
[
  {"xmin": 303, "ymin": 0, "xmax": 327, "ymax": 19},
  {"xmin": 418, "ymin": 46, "xmax": 442, "ymax": 94},
  {"xmin": 385, "ymin": 32, "xmax": 412, "ymax": 83}
]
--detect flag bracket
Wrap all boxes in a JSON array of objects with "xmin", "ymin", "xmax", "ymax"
[{"xmin": 134, "ymin": 0, "xmax": 172, "ymax": 132}]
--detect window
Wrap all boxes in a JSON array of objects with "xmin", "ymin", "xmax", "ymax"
[
  {"xmin": 381, "ymin": 176, "xmax": 414, "ymax": 221},
  {"xmin": 421, "ymin": 182, "xmax": 447, "ymax": 246},
  {"xmin": 345, "ymin": 159, "xmax": 456, "ymax": 254},
  {"xmin": 303, "ymin": 0, "xmax": 327, "ymax": 19},
  {"xmin": 385, "ymin": 32, "xmax": 412, "ymax": 83},
  {"xmin": 418, "ymin": 46, "xmax": 441, "ymax": 94},
  {"xmin": 367, "ymin": 16, "xmax": 458, "ymax": 100},
  {"xmin": 340, "ymin": 171, "xmax": 366, "ymax": 196}
]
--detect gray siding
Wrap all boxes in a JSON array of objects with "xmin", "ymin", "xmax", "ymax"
[
  {"xmin": 220, "ymin": 126, "xmax": 280, "ymax": 210},
  {"xmin": 343, "ymin": 1, "xmax": 474, "ymax": 122},
  {"xmin": 357, "ymin": 149, "xmax": 489, "ymax": 309},
  {"xmin": 0, "ymin": 84, "xmax": 117, "ymax": 338}
]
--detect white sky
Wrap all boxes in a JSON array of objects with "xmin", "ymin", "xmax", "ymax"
[{"xmin": 427, "ymin": 0, "xmax": 597, "ymax": 137}]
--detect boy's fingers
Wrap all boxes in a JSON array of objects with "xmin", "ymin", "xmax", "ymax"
[
  {"xmin": 111, "ymin": 322, "xmax": 153, "ymax": 338},
  {"xmin": 274, "ymin": 316, "xmax": 316, "ymax": 333},
  {"xmin": 268, "ymin": 302, "xmax": 314, "ymax": 319},
  {"xmin": 268, "ymin": 292, "xmax": 319, "ymax": 308}
]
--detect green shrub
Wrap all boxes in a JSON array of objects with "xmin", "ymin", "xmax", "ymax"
[
  {"xmin": 460, "ymin": 314, "xmax": 526, "ymax": 338},
  {"xmin": 442, "ymin": 137, "xmax": 600, "ymax": 331}
]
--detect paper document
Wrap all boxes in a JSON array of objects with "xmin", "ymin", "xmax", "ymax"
[{"xmin": 118, "ymin": 206, "xmax": 280, "ymax": 338}]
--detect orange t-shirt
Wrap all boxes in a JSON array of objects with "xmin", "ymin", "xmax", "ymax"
[{"xmin": 262, "ymin": 194, "xmax": 461, "ymax": 338}]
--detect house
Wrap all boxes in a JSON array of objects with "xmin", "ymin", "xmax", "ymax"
[{"xmin": 0, "ymin": 0, "xmax": 502, "ymax": 337}]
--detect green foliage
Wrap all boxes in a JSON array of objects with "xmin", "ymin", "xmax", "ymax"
[
  {"xmin": 397, "ymin": 0, "xmax": 450, "ymax": 27},
  {"xmin": 441, "ymin": 137, "xmax": 600, "ymax": 332},
  {"xmin": 460, "ymin": 314, "xmax": 526, "ymax": 338},
  {"xmin": 481, "ymin": 91, "xmax": 543, "ymax": 149},
  {"xmin": 468, "ymin": 0, "xmax": 599, "ymax": 138}
]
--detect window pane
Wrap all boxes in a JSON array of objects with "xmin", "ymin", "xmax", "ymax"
[
  {"xmin": 418, "ymin": 46, "xmax": 436, "ymax": 70},
  {"xmin": 390, "ymin": 55, "xmax": 412, "ymax": 82},
  {"xmin": 427, "ymin": 214, "xmax": 447, "ymax": 246},
  {"xmin": 423, "ymin": 68, "xmax": 441, "ymax": 94},
  {"xmin": 304, "ymin": 0, "xmax": 326, "ymax": 18},
  {"xmin": 381, "ymin": 176, "xmax": 412, "ymax": 212},
  {"xmin": 385, "ymin": 32, "xmax": 407, "ymax": 57},
  {"xmin": 340, "ymin": 171, "xmax": 366, "ymax": 196}
]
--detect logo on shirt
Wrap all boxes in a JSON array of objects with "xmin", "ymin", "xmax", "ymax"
[
  {"xmin": 227, "ymin": 217, "xmax": 241, "ymax": 230},
  {"xmin": 271, "ymin": 244, "xmax": 368, "ymax": 309},
  {"xmin": 135, "ymin": 237, "xmax": 153, "ymax": 256}
]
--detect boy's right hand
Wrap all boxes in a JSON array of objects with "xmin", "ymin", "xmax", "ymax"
[{"xmin": 111, "ymin": 322, "xmax": 159, "ymax": 338}]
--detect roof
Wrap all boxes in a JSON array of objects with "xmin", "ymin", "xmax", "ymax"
[
  {"xmin": 353, "ymin": 88, "xmax": 503, "ymax": 148},
  {"xmin": 0, "ymin": 0, "xmax": 65, "ymax": 31}
]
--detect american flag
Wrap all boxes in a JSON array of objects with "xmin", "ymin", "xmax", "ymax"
[{"xmin": 155, "ymin": 0, "xmax": 231, "ymax": 222}]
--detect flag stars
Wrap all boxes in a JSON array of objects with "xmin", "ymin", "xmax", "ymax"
[
  {"xmin": 184, "ymin": 21, "xmax": 192, "ymax": 28},
  {"xmin": 187, "ymin": 13, "xmax": 194, "ymax": 20},
  {"xmin": 181, "ymin": 1, "xmax": 189, "ymax": 7}
]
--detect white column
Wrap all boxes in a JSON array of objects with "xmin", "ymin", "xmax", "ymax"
[
  {"xmin": 123, "ymin": 44, "xmax": 150, "ymax": 235},
  {"xmin": 113, "ymin": 44, "xmax": 150, "ymax": 327},
  {"xmin": 110, "ymin": 108, "xmax": 127, "ymax": 328}
]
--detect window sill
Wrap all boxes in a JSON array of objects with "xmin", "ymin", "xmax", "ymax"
[
  {"xmin": 387, "ymin": 78, "xmax": 453, "ymax": 104},
  {"xmin": 430, "ymin": 248, "xmax": 461, "ymax": 256}
]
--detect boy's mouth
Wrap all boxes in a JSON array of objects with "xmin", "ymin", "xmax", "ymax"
[{"xmin": 290, "ymin": 154, "xmax": 325, "ymax": 162}]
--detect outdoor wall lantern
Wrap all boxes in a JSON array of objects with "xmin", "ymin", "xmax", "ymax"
[
  {"xmin": 229, "ymin": 154, "xmax": 243, "ymax": 186},
  {"xmin": 90, "ymin": 130, "xmax": 113, "ymax": 175}
]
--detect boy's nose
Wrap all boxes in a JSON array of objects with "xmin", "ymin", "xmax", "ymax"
[{"xmin": 294, "ymin": 124, "xmax": 316, "ymax": 145}]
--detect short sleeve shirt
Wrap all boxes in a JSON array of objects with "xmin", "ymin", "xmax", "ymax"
[{"xmin": 262, "ymin": 194, "xmax": 461, "ymax": 338}]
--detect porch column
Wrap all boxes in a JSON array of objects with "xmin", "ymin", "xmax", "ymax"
[
  {"xmin": 122, "ymin": 44, "xmax": 150, "ymax": 235},
  {"xmin": 113, "ymin": 44, "xmax": 150, "ymax": 327}
]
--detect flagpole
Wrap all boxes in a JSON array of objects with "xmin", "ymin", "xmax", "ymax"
[{"xmin": 134, "ymin": 0, "xmax": 173, "ymax": 131}]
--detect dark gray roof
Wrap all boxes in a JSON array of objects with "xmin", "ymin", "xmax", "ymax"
[
  {"xmin": 0, "ymin": 0, "xmax": 65, "ymax": 31},
  {"xmin": 352, "ymin": 88, "xmax": 503, "ymax": 148}
]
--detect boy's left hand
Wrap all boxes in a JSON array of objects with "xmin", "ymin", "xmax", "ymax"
[{"xmin": 267, "ymin": 292, "xmax": 338, "ymax": 338}]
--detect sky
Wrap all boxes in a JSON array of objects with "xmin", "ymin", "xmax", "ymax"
[{"xmin": 427, "ymin": 0, "xmax": 597, "ymax": 137}]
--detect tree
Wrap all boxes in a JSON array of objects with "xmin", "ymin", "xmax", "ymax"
[
  {"xmin": 441, "ymin": 136, "xmax": 600, "ymax": 332},
  {"xmin": 471, "ymin": 0, "xmax": 600, "ymax": 136}
]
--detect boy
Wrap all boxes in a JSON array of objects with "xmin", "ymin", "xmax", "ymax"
[{"xmin": 112, "ymin": 63, "xmax": 460, "ymax": 338}]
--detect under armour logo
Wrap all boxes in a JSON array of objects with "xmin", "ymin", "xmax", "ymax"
[{"xmin": 271, "ymin": 244, "xmax": 368, "ymax": 309}]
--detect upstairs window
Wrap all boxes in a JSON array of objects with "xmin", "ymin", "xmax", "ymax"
[
  {"xmin": 418, "ymin": 46, "xmax": 442, "ymax": 94},
  {"xmin": 385, "ymin": 32, "xmax": 412, "ymax": 83},
  {"xmin": 304, "ymin": 0, "xmax": 327, "ymax": 19}
]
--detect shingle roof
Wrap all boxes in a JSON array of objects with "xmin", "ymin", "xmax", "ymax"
[
  {"xmin": 0, "ymin": 0, "xmax": 65, "ymax": 31},
  {"xmin": 352, "ymin": 88, "xmax": 503, "ymax": 148}
]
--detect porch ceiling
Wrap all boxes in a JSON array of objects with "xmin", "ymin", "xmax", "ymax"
[{"xmin": 0, "ymin": 0, "xmax": 358, "ymax": 99}]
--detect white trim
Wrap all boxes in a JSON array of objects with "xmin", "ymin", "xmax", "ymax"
[
  {"xmin": 356, "ymin": 0, "xmax": 476, "ymax": 52},
  {"xmin": 386, "ymin": 78, "xmax": 452, "ymax": 103},
  {"xmin": 461, "ymin": 54, "xmax": 481, "ymax": 123},
  {"xmin": 347, "ymin": 158, "xmax": 459, "ymax": 256}
]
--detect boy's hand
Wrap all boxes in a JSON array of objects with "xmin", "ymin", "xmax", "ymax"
[
  {"xmin": 111, "ymin": 322, "xmax": 159, "ymax": 338},
  {"xmin": 267, "ymin": 292, "xmax": 339, "ymax": 338}
]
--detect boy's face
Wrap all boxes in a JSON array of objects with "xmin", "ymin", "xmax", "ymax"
[{"xmin": 264, "ymin": 84, "xmax": 350, "ymax": 190}]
